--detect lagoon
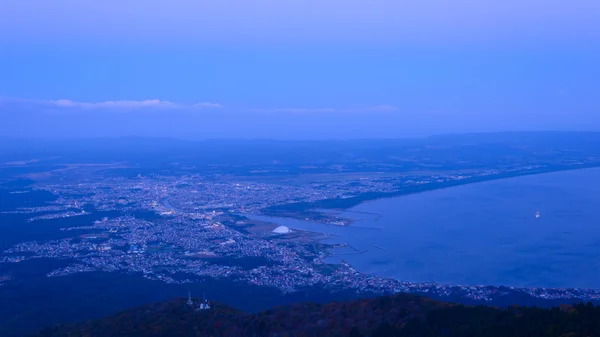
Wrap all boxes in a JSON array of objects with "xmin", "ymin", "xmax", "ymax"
[{"xmin": 249, "ymin": 168, "xmax": 600, "ymax": 289}]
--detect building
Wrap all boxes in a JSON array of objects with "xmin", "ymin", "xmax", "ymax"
[{"xmin": 272, "ymin": 226, "xmax": 292, "ymax": 234}]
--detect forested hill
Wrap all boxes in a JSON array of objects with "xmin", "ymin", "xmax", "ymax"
[{"xmin": 35, "ymin": 293, "xmax": 600, "ymax": 337}]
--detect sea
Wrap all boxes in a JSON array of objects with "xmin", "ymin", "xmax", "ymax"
[
  {"xmin": 249, "ymin": 167, "xmax": 600, "ymax": 290},
  {"xmin": 3, "ymin": 168, "xmax": 600, "ymax": 335}
]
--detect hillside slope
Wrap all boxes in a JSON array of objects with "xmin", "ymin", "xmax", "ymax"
[{"xmin": 35, "ymin": 293, "xmax": 600, "ymax": 337}]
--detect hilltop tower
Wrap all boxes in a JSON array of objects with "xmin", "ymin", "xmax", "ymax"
[
  {"xmin": 197, "ymin": 292, "xmax": 211, "ymax": 310},
  {"xmin": 187, "ymin": 291, "xmax": 193, "ymax": 306}
]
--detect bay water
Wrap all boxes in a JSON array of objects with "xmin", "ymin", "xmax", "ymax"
[{"xmin": 250, "ymin": 168, "xmax": 600, "ymax": 289}]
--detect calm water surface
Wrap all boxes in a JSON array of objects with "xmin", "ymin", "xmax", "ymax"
[{"xmin": 250, "ymin": 168, "xmax": 600, "ymax": 289}]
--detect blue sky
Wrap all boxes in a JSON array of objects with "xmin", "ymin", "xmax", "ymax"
[{"xmin": 1, "ymin": 0, "xmax": 599, "ymax": 139}]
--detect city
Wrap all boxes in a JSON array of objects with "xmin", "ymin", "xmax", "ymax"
[{"xmin": 3, "ymin": 164, "xmax": 600, "ymax": 304}]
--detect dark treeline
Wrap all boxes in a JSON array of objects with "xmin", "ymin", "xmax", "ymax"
[{"xmin": 35, "ymin": 293, "xmax": 600, "ymax": 337}]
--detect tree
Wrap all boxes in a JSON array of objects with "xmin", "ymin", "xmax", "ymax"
[{"xmin": 348, "ymin": 326, "xmax": 362, "ymax": 337}]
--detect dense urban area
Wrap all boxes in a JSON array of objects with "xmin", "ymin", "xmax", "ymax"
[{"xmin": 3, "ymin": 161, "xmax": 600, "ymax": 304}]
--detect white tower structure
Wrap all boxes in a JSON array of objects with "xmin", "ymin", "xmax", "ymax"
[
  {"xmin": 197, "ymin": 292, "xmax": 211, "ymax": 310},
  {"xmin": 187, "ymin": 291, "xmax": 193, "ymax": 306}
]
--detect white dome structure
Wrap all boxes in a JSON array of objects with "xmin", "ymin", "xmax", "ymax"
[{"xmin": 272, "ymin": 226, "xmax": 292, "ymax": 234}]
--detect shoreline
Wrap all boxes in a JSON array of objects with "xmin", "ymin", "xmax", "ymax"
[
  {"xmin": 261, "ymin": 163, "xmax": 600, "ymax": 222},
  {"xmin": 255, "ymin": 164, "xmax": 600, "ymax": 294}
]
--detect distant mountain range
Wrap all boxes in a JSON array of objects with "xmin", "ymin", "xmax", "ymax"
[{"xmin": 34, "ymin": 293, "xmax": 600, "ymax": 337}]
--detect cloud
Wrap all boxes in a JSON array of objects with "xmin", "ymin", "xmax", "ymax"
[
  {"xmin": 0, "ymin": 96, "xmax": 398, "ymax": 115},
  {"xmin": 0, "ymin": 96, "xmax": 222, "ymax": 111},
  {"xmin": 249, "ymin": 108, "xmax": 337, "ymax": 113},
  {"xmin": 249, "ymin": 105, "xmax": 400, "ymax": 114},
  {"xmin": 194, "ymin": 102, "xmax": 223, "ymax": 109},
  {"xmin": 50, "ymin": 99, "xmax": 178, "ymax": 109}
]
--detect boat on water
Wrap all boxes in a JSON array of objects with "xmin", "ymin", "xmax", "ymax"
[{"xmin": 536, "ymin": 210, "xmax": 540, "ymax": 218}]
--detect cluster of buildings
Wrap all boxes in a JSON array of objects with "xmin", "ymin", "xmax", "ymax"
[{"xmin": 4, "ymin": 167, "xmax": 600, "ymax": 304}]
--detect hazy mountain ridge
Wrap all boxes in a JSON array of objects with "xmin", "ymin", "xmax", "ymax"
[
  {"xmin": 3, "ymin": 131, "xmax": 600, "ymax": 176},
  {"xmin": 34, "ymin": 293, "xmax": 600, "ymax": 337}
]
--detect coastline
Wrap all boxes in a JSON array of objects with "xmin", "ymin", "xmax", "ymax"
[
  {"xmin": 253, "ymin": 164, "xmax": 600, "ymax": 293},
  {"xmin": 260, "ymin": 163, "xmax": 600, "ymax": 222}
]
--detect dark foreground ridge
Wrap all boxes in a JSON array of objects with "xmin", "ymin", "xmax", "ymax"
[{"xmin": 35, "ymin": 293, "xmax": 600, "ymax": 337}]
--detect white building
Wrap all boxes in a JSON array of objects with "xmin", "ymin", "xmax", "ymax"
[{"xmin": 272, "ymin": 226, "xmax": 292, "ymax": 234}]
